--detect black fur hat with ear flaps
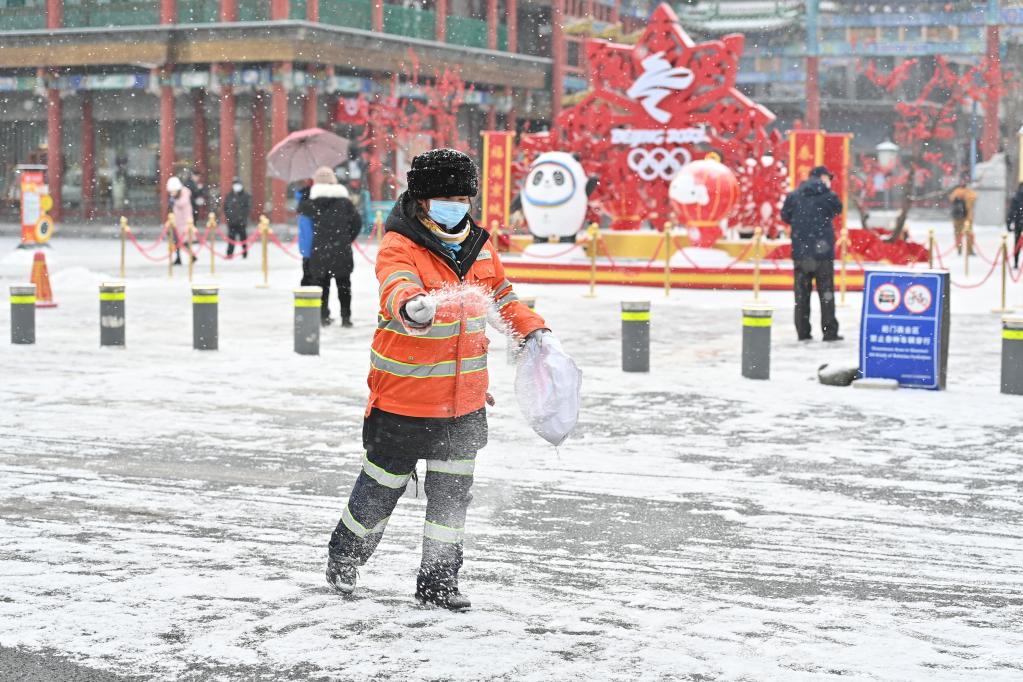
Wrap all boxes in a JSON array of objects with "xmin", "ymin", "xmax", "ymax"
[{"xmin": 406, "ymin": 148, "xmax": 479, "ymax": 199}]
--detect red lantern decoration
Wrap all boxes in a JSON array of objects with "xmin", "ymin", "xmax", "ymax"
[{"xmin": 669, "ymin": 154, "xmax": 739, "ymax": 246}]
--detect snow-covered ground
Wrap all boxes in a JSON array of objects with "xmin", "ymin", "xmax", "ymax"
[{"xmin": 1, "ymin": 221, "xmax": 1021, "ymax": 681}]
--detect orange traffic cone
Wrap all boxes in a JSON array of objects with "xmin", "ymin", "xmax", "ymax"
[{"xmin": 30, "ymin": 251, "xmax": 57, "ymax": 309}]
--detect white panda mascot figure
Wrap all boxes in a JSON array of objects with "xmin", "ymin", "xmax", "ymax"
[{"xmin": 520, "ymin": 152, "xmax": 596, "ymax": 243}]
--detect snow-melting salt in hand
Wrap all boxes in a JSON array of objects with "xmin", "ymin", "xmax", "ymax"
[{"xmin": 404, "ymin": 294, "xmax": 437, "ymax": 325}]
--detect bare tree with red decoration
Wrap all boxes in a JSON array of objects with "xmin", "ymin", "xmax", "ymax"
[
  {"xmin": 361, "ymin": 54, "xmax": 471, "ymax": 199},
  {"xmin": 860, "ymin": 56, "xmax": 1002, "ymax": 241}
]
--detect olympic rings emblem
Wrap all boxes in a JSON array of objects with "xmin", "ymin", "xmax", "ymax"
[{"xmin": 627, "ymin": 147, "xmax": 692, "ymax": 181}]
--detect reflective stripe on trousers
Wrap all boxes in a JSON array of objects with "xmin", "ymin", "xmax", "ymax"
[
  {"xmin": 340, "ymin": 503, "xmax": 390, "ymax": 539},
  {"xmin": 329, "ymin": 449, "xmax": 477, "ymax": 567}
]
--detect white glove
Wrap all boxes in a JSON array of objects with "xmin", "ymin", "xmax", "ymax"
[
  {"xmin": 404, "ymin": 295, "xmax": 437, "ymax": 326},
  {"xmin": 526, "ymin": 328, "xmax": 555, "ymax": 347}
]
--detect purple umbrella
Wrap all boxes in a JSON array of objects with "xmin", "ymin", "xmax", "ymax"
[{"xmin": 267, "ymin": 128, "xmax": 351, "ymax": 182}]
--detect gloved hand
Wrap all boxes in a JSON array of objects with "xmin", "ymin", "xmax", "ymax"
[
  {"xmin": 404, "ymin": 295, "xmax": 437, "ymax": 326},
  {"xmin": 526, "ymin": 328, "xmax": 555, "ymax": 346}
]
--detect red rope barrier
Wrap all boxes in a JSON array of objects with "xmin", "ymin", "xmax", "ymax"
[
  {"xmin": 130, "ymin": 222, "xmax": 170, "ymax": 254},
  {"xmin": 671, "ymin": 237, "xmax": 704, "ymax": 269},
  {"xmin": 949, "ymin": 249, "xmax": 1001, "ymax": 289},
  {"xmin": 268, "ymin": 232, "xmax": 303, "ymax": 261},
  {"xmin": 352, "ymin": 238, "xmax": 377, "ymax": 266},
  {"xmin": 126, "ymin": 230, "xmax": 171, "ymax": 262},
  {"xmin": 214, "ymin": 225, "xmax": 262, "ymax": 248},
  {"xmin": 720, "ymin": 239, "xmax": 757, "ymax": 271},
  {"xmin": 971, "ymin": 236, "xmax": 994, "ymax": 265}
]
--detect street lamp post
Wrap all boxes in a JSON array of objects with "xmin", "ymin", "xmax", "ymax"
[{"xmin": 876, "ymin": 140, "xmax": 899, "ymax": 210}]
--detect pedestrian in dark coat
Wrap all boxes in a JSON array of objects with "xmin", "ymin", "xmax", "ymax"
[
  {"xmin": 781, "ymin": 165, "xmax": 844, "ymax": 341},
  {"xmin": 297, "ymin": 166, "xmax": 362, "ymax": 327},
  {"xmin": 1007, "ymin": 183, "xmax": 1023, "ymax": 269},
  {"xmin": 222, "ymin": 177, "xmax": 252, "ymax": 259}
]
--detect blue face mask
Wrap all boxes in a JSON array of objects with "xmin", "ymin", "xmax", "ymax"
[{"xmin": 428, "ymin": 200, "xmax": 469, "ymax": 229}]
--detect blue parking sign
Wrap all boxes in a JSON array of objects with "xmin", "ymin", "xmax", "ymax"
[{"xmin": 860, "ymin": 269, "xmax": 950, "ymax": 389}]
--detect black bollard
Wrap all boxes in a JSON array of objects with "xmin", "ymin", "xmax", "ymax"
[
  {"xmin": 192, "ymin": 285, "xmax": 219, "ymax": 350},
  {"xmin": 621, "ymin": 301, "xmax": 650, "ymax": 372},
  {"xmin": 741, "ymin": 305, "xmax": 773, "ymax": 380},
  {"xmin": 1001, "ymin": 316, "xmax": 1023, "ymax": 395},
  {"xmin": 99, "ymin": 283, "xmax": 126, "ymax": 347},
  {"xmin": 10, "ymin": 284, "xmax": 36, "ymax": 345},
  {"xmin": 294, "ymin": 286, "xmax": 322, "ymax": 355}
]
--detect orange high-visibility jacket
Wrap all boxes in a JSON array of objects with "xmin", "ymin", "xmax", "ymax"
[{"xmin": 368, "ymin": 221, "xmax": 546, "ymax": 419}]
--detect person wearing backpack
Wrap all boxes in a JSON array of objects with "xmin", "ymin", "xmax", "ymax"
[{"xmin": 949, "ymin": 180, "xmax": 976, "ymax": 256}]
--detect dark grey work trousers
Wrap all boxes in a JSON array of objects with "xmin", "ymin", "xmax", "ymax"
[{"xmin": 328, "ymin": 408, "xmax": 487, "ymax": 572}]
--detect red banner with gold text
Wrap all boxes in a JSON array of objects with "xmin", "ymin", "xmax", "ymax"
[{"xmin": 480, "ymin": 131, "xmax": 514, "ymax": 234}]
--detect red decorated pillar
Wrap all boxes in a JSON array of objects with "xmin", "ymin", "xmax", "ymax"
[
  {"xmin": 219, "ymin": 73, "xmax": 237, "ymax": 205},
  {"xmin": 160, "ymin": 0, "xmax": 176, "ymax": 23},
  {"xmin": 304, "ymin": 86, "xmax": 318, "ymax": 129},
  {"xmin": 46, "ymin": 0, "xmax": 62, "ymax": 27},
  {"xmin": 271, "ymin": 63, "xmax": 290, "ymax": 223},
  {"xmin": 487, "ymin": 0, "xmax": 497, "ymax": 49},
  {"xmin": 219, "ymin": 0, "xmax": 237, "ymax": 21},
  {"xmin": 436, "ymin": 0, "xmax": 446, "ymax": 42},
  {"xmin": 805, "ymin": 0, "xmax": 820, "ymax": 130},
  {"xmin": 507, "ymin": 0, "xmax": 517, "ymax": 52},
  {"xmin": 372, "ymin": 0, "xmax": 383, "ymax": 32},
  {"xmin": 307, "ymin": 0, "xmax": 318, "ymax": 21},
  {"xmin": 551, "ymin": 0, "xmax": 564, "ymax": 123},
  {"xmin": 159, "ymin": 77, "xmax": 175, "ymax": 219},
  {"xmin": 193, "ymin": 88, "xmax": 209, "ymax": 178},
  {"xmin": 270, "ymin": 0, "xmax": 288, "ymax": 20},
  {"xmin": 82, "ymin": 92, "xmax": 95, "ymax": 220},
  {"xmin": 611, "ymin": 0, "xmax": 619, "ymax": 24},
  {"xmin": 251, "ymin": 94, "xmax": 267, "ymax": 221},
  {"xmin": 981, "ymin": 22, "xmax": 1001, "ymax": 160},
  {"xmin": 46, "ymin": 85, "xmax": 62, "ymax": 221}
]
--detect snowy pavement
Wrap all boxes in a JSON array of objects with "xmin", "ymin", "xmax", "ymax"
[{"xmin": 1, "ymin": 227, "xmax": 1022, "ymax": 681}]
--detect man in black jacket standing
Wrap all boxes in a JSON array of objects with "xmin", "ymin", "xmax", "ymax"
[
  {"xmin": 222, "ymin": 177, "xmax": 252, "ymax": 259},
  {"xmin": 781, "ymin": 166, "xmax": 844, "ymax": 342}
]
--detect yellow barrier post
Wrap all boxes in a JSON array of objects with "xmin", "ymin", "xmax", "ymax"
[
  {"xmin": 119, "ymin": 216, "xmax": 128, "ymax": 279},
  {"xmin": 964, "ymin": 221, "xmax": 972, "ymax": 277},
  {"xmin": 490, "ymin": 219, "xmax": 500, "ymax": 250},
  {"xmin": 187, "ymin": 221, "xmax": 197, "ymax": 283},
  {"xmin": 584, "ymin": 222, "xmax": 599, "ymax": 298},
  {"xmin": 207, "ymin": 213, "xmax": 217, "ymax": 276},
  {"xmin": 993, "ymin": 233, "xmax": 1014, "ymax": 314},
  {"xmin": 375, "ymin": 210, "xmax": 384, "ymax": 245},
  {"xmin": 838, "ymin": 227, "xmax": 849, "ymax": 307},
  {"xmin": 167, "ymin": 213, "xmax": 176, "ymax": 279},
  {"xmin": 663, "ymin": 221, "xmax": 673, "ymax": 297},
  {"xmin": 927, "ymin": 228, "xmax": 935, "ymax": 269},
  {"xmin": 752, "ymin": 226, "xmax": 763, "ymax": 302},
  {"xmin": 258, "ymin": 215, "xmax": 270, "ymax": 288}
]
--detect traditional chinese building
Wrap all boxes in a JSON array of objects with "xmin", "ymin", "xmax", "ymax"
[{"xmin": 1, "ymin": 0, "xmax": 648, "ymax": 223}]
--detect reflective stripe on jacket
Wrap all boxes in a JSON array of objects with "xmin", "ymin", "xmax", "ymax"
[{"xmin": 368, "ymin": 231, "xmax": 546, "ymax": 418}]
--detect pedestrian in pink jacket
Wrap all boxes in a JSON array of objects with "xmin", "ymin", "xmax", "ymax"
[{"xmin": 166, "ymin": 176, "xmax": 194, "ymax": 266}]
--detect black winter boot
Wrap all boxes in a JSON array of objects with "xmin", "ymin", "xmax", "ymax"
[
  {"xmin": 415, "ymin": 564, "xmax": 471, "ymax": 611},
  {"xmin": 326, "ymin": 554, "xmax": 358, "ymax": 595}
]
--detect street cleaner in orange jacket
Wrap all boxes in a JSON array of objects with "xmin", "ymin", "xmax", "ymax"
[{"xmin": 325, "ymin": 149, "xmax": 551, "ymax": 610}]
